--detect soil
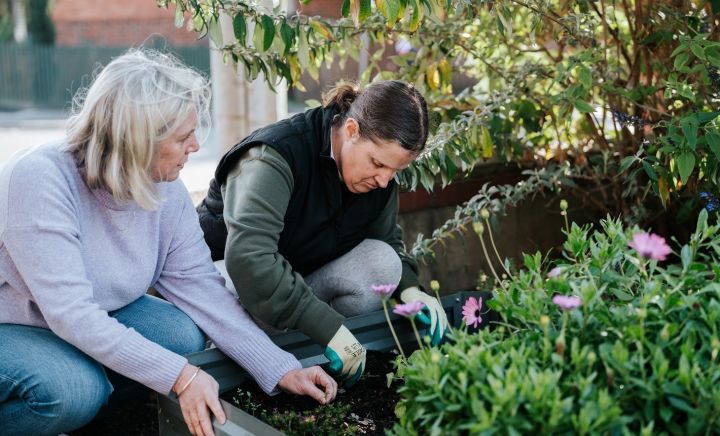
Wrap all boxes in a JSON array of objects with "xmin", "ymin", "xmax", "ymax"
[
  {"xmin": 68, "ymin": 391, "xmax": 159, "ymax": 436},
  {"xmin": 67, "ymin": 350, "xmax": 401, "ymax": 435},
  {"xmin": 222, "ymin": 350, "xmax": 402, "ymax": 435}
]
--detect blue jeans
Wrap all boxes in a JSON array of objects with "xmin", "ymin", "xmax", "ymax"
[{"xmin": 0, "ymin": 295, "xmax": 206, "ymax": 436}]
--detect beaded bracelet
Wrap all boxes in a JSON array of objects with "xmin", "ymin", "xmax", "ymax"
[{"xmin": 176, "ymin": 367, "xmax": 200, "ymax": 397}]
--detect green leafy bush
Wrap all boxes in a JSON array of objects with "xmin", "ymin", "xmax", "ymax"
[{"xmin": 393, "ymin": 210, "xmax": 720, "ymax": 434}]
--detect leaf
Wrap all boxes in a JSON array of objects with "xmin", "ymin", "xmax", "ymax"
[
  {"xmin": 611, "ymin": 288, "xmax": 634, "ymax": 301},
  {"xmin": 233, "ymin": 13, "xmax": 247, "ymax": 44},
  {"xmin": 359, "ymin": 0, "xmax": 372, "ymax": 22},
  {"xmin": 578, "ymin": 66, "xmax": 592, "ymax": 89},
  {"xmin": 619, "ymin": 156, "xmax": 636, "ymax": 173},
  {"xmin": 681, "ymin": 245, "xmax": 692, "ymax": 269},
  {"xmin": 297, "ymin": 29, "xmax": 310, "ymax": 69},
  {"xmin": 658, "ymin": 177, "xmax": 670, "ymax": 208},
  {"xmin": 480, "ymin": 126, "xmax": 494, "ymax": 159},
  {"xmin": 386, "ymin": 0, "xmax": 400, "ymax": 25},
  {"xmin": 280, "ymin": 21, "xmax": 294, "ymax": 56},
  {"xmin": 408, "ymin": 1, "xmax": 423, "ymax": 32},
  {"xmin": 208, "ymin": 18, "xmax": 223, "ymax": 48},
  {"xmin": 174, "ymin": 5, "xmax": 185, "ymax": 28},
  {"xmin": 676, "ymin": 152, "xmax": 696, "ymax": 185},
  {"xmin": 426, "ymin": 62, "xmax": 440, "ymax": 90},
  {"xmin": 674, "ymin": 52, "xmax": 689, "ymax": 70},
  {"xmin": 574, "ymin": 100, "xmax": 594, "ymax": 113},
  {"xmin": 706, "ymin": 46, "xmax": 720, "ymax": 68},
  {"xmin": 706, "ymin": 132, "xmax": 720, "ymax": 160},
  {"xmin": 681, "ymin": 116, "xmax": 699, "ymax": 150},
  {"xmin": 260, "ymin": 15, "xmax": 275, "ymax": 51},
  {"xmin": 696, "ymin": 112, "xmax": 720, "ymax": 124},
  {"xmin": 341, "ymin": 0, "xmax": 350, "ymax": 17},
  {"xmin": 690, "ymin": 42, "xmax": 705, "ymax": 60},
  {"xmin": 643, "ymin": 161, "xmax": 657, "ymax": 181}
]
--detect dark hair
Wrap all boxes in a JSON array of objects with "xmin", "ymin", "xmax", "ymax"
[{"xmin": 322, "ymin": 80, "xmax": 429, "ymax": 154}]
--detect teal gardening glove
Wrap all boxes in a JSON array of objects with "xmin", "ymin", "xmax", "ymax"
[
  {"xmin": 400, "ymin": 287, "xmax": 449, "ymax": 345},
  {"xmin": 324, "ymin": 325, "xmax": 366, "ymax": 387}
]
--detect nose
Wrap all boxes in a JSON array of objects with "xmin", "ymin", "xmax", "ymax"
[
  {"xmin": 187, "ymin": 133, "xmax": 200, "ymax": 154},
  {"xmin": 375, "ymin": 169, "xmax": 395, "ymax": 189}
]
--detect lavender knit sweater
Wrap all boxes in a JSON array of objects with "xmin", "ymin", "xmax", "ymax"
[{"xmin": 0, "ymin": 143, "xmax": 300, "ymax": 395}]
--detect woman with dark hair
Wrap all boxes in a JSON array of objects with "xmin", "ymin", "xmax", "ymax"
[{"xmin": 197, "ymin": 80, "xmax": 450, "ymax": 386}]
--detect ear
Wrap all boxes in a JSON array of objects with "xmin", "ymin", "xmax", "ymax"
[{"xmin": 344, "ymin": 117, "xmax": 360, "ymax": 139}]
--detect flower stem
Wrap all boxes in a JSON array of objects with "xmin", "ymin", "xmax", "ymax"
[
  {"xmin": 478, "ymin": 228, "xmax": 505, "ymax": 289},
  {"xmin": 382, "ymin": 299, "xmax": 406, "ymax": 360},
  {"xmin": 562, "ymin": 211, "xmax": 570, "ymax": 234},
  {"xmin": 485, "ymin": 217, "xmax": 511, "ymax": 277},
  {"xmin": 409, "ymin": 317, "xmax": 424, "ymax": 350}
]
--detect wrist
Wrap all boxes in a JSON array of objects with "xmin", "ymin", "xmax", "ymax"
[{"xmin": 172, "ymin": 363, "xmax": 198, "ymax": 395}]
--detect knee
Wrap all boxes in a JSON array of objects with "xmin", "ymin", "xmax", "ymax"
[
  {"xmin": 358, "ymin": 239, "xmax": 402, "ymax": 284},
  {"xmin": 167, "ymin": 310, "xmax": 207, "ymax": 356},
  {"xmin": 19, "ymin": 361, "xmax": 111, "ymax": 434}
]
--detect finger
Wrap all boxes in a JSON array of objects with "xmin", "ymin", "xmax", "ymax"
[
  {"xmin": 207, "ymin": 396, "xmax": 227, "ymax": 425},
  {"xmin": 313, "ymin": 368, "xmax": 337, "ymax": 402},
  {"xmin": 181, "ymin": 409, "xmax": 195, "ymax": 435},
  {"xmin": 303, "ymin": 378, "xmax": 330, "ymax": 403},
  {"xmin": 197, "ymin": 407, "xmax": 215, "ymax": 436}
]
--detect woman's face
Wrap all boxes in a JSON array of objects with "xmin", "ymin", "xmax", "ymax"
[
  {"xmin": 151, "ymin": 111, "xmax": 199, "ymax": 182},
  {"xmin": 337, "ymin": 118, "xmax": 416, "ymax": 194}
]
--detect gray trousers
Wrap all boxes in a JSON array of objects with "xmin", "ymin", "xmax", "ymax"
[{"xmin": 214, "ymin": 239, "xmax": 402, "ymax": 327}]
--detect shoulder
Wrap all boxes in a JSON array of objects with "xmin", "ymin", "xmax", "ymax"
[
  {"xmin": 227, "ymin": 144, "xmax": 292, "ymax": 180},
  {"xmin": 1, "ymin": 143, "xmax": 77, "ymax": 193}
]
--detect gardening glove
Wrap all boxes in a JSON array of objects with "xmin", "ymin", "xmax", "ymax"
[
  {"xmin": 400, "ymin": 286, "xmax": 449, "ymax": 346},
  {"xmin": 324, "ymin": 325, "xmax": 366, "ymax": 387}
]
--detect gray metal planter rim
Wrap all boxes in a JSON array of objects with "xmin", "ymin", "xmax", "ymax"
[{"xmin": 157, "ymin": 291, "xmax": 488, "ymax": 436}]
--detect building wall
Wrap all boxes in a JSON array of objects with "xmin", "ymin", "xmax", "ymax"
[{"xmin": 52, "ymin": 0, "xmax": 206, "ymax": 46}]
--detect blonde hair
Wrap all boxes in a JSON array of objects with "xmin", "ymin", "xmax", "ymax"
[{"xmin": 65, "ymin": 48, "xmax": 211, "ymax": 210}]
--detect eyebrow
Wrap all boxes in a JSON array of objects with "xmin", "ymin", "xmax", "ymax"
[{"xmin": 374, "ymin": 157, "xmax": 405, "ymax": 171}]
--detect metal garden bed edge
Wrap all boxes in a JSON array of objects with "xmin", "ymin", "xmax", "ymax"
[{"xmin": 157, "ymin": 291, "xmax": 490, "ymax": 436}]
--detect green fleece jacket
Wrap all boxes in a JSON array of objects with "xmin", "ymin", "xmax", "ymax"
[{"xmin": 222, "ymin": 145, "xmax": 419, "ymax": 345}]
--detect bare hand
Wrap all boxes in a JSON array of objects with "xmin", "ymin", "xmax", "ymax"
[
  {"xmin": 173, "ymin": 364, "xmax": 227, "ymax": 436},
  {"xmin": 277, "ymin": 366, "xmax": 338, "ymax": 404}
]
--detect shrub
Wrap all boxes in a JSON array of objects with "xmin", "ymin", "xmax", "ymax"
[{"xmin": 393, "ymin": 210, "xmax": 720, "ymax": 434}]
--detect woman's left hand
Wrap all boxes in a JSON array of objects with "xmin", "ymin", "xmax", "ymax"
[{"xmin": 277, "ymin": 366, "xmax": 338, "ymax": 404}]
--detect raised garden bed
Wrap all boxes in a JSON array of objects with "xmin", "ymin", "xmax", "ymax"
[{"xmin": 157, "ymin": 291, "xmax": 491, "ymax": 435}]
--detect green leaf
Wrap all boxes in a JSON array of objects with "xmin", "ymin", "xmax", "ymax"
[
  {"xmin": 233, "ymin": 13, "xmax": 247, "ymax": 44},
  {"xmin": 706, "ymin": 132, "xmax": 720, "ymax": 160},
  {"xmin": 578, "ymin": 66, "xmax": 592, "ymax": 89},
  {"xmin": 681, "ymin": 116, "xmax": 699, "ymax": 150},
  {"xmin": 643, "ymin": 161, "xmax": 657, "ymax": 181},
  {"xmin": 261, "ymin": 15, "xmax": 275, "ymax": 51},
  {"xmin": 706, "ymin": 46, "xmax": 720, "ymax": 67},
  {"xmin": 696, "ymin": 112, "xmax": 720, "ymax": 124},
  {"xmin": 619, "ymin": 156, "xmax": 636, "ymax": 173},
  {"xmin": 681, "ymin": 245, "xmax": 692, "ymax": 269},
  {"xmin": 359, "ymin": 0, "xmax": 372, "ymax": 22},
  {"xmin": 611, "ymin": 288, "xmax": 634, "ymax": 301},
  {"xmin": 386, "ymin": 0, "xmax": 400, "ymax": 24},
  {"xmin": 574, "ymin": 100, "xmax": 594, "ymax": 113},
  {"xmin": 341, "ymin": 0, "xmax": 350, "ymax": 16},
  {"xmin": 674, "ymin": 52, "xmax": 689, "ymax": 70},
  {"xmin": 676, "ymin": 152, "xmax": 696, "ymax": 185},
  {"xmin": 280, "ymin": 21, "xmax": 294, "ymax": 56},
  {"xmin": 690, "ymin": 42, "xmax": 705, "ymax": 60}
]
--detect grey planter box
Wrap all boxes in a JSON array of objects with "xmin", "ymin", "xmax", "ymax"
[{"xmin": 157, "ymin": 291, "xmax": 491, "ymax": 436}]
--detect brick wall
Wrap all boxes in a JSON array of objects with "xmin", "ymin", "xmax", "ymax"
[{"xmin": 52, "ymin": 0, "xmax": 205, "ymax": 46}]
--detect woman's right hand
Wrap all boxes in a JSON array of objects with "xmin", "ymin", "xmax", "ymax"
[{"xmin": 173, "ymin": 364, "xmax": 227, "ymax": 436}]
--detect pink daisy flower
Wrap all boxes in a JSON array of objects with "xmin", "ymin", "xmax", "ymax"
[
  {"xmin": 393, "ymin": 301, "xmax": 425, "ymax": 318},
  {"xmin": 371, "ymin": 284, "xmax": 397, "ymax": 299},
  {"xmin": 628, "ymin": 232, "xmax": 672, "ymax": 261},
  {"xmin": 462, "ymin": 296, "xmax": 483, "ymax": 328},
  {"xmin": 552, "ymin": 294, "xmax": 582, "ymax": 311}
]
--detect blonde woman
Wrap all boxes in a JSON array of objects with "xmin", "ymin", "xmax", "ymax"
[{"xmin": 0, "ymin": 49, "xmax": 336, "ymax": 436}]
